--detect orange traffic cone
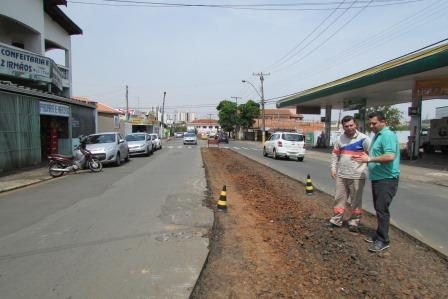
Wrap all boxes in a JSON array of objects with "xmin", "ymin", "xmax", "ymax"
[
  {"xmin": 305, "ymin": 174, "xmax": 314, "ymax": 195},
  {"xmin": 217, "ymin": 185, "xmax": 227, "ymax": 211}
]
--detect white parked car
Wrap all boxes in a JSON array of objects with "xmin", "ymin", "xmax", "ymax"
[
  {"xmin": 183, "ymin": 132, "xmax": 197, "ymax": 145},
  {"xmin": 263, "ymin": 132, "xmax": 306, "ymax": 161},
  {"xmin": 149, "ymin": 133, "xmax": 162, "ymax": 150},
  {"xmin": 125, "ymin": 133, "xmax": 154, "ymax": 156},
  {"xmin": 86, "ymin": 132, "xmax": 130, "ymax": 166}
]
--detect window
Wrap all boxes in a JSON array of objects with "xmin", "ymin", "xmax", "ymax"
[
  {"xmin": 282, "ymin": 134, "xmax": 304, "ymax": 141},
  {"xmin": 12, "ymin": 42, "xmax": 25, "ymax": 49}
]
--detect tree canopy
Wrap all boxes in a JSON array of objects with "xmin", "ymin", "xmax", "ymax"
[
  {"xmin": 216, "ymin": 100, "xmax": 237, "ymax": 132},
  {"xmin": 237, "ymin": 100, "xmax": 260, "ymax": 129},
  {"xmin": 216, "ymin": 99, "xmax": 261, "ymax": 133},
  {"xmin": 366, "ymin": 106, "xmax": 403, "ymax": 132}
]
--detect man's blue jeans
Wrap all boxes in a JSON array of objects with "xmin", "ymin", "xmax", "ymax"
[{"xmin": 371, "ymin": 178, "xmax": 399, "ymax": 244}]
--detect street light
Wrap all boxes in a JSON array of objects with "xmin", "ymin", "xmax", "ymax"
[{"xmin": 242, "ymin": 79, "xmax": 266, "ymax": 144}]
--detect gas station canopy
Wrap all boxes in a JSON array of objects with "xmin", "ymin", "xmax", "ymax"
[{"xmin": 276, "ymin": 42, "xmax": 448, "ymax": 110}]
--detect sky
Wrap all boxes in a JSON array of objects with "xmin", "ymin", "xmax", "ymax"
[{"xmin": 53, "ymin": 0, "xmax": 448, "ymax": 120}]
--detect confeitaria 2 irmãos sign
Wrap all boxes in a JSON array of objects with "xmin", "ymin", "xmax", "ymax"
[{"xmin": 0, "ymin": 43, "xmax": 51, "ymax": 83}]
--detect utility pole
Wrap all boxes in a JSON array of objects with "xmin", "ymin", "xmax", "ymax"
[
  {"xmin": 231, "ymin": 96, "xmax": 241, "ymax": 140},
  {"xmin": 253, "ymin": 72, "xmax": 269, "ymax": 144},
  {"xmin": 125, "ymin": 85, "xmax": 129, "ymax": 121},
  {"xmin": 161, "ymin": 91, "xmax": 166, "ymax": 138}
]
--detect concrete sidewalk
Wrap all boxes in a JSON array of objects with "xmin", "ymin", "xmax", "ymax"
[{"xmin": 0, "ymin": 165, "xmax": 53, "ymax": 193}]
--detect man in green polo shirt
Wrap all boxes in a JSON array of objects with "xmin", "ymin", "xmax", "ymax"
[{"xmin": 354, "ymin": 111, "xmax": 400, "ymax": 252}]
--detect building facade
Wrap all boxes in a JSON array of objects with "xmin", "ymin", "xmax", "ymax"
[{"xmin": 0, "ymin": 1, "xmax": 95, "ymax": 173}]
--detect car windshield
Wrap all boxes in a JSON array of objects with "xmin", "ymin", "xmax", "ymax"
[
  {"xmin": 88, "ymin": 134, "xmax": 116, "ymax": 144},
  {"xmin": 125, "ymin": 134, "xmax": 145, "ymax": 141},
  {"xmin": 184, "ymin": 133, "xmax": 196, "ymax": 137},
  {"xmin": 282, "ymin": 134, "xmax": 304, "ymax": 141}
]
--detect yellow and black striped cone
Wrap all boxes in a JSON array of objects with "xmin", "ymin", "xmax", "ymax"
[
  {"xmin": 305, "ymin": 174, "xmax": 314, "ymax": 195},
  {"xmin": 217, "ymin": 185, "xmax": 227, "ymax": 211}
]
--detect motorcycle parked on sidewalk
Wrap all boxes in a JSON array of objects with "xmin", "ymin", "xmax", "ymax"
[{"xmin": 48, "ymin": 136, "xmax": 103, "ymax": 177}]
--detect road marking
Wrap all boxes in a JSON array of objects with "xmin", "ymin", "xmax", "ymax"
[
  {"xmin": 177, "ymin": 146, "xmax": 182, "ymax": 149},
  {"xmin": 241, "ymin": 147, "xmax": 250, "ymax": 150},
  {"xmin": 233, "ymin": 147, "xmax": 240, "ymax": 150},
  {"xmin": 251, "ymin": 148, "xmax": 261, "ymax": 151},
  {"xmin": 167, "ymin": 146, "xmax": 174, "ymax": 149}
]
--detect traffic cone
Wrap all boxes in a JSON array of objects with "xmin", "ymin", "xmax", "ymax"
[
  {"xmin": 217, "ymin": 185, "xmax": 227, "ymax": 211},
  {"xmin": 305, "ymin": 174, "xmax": 314, "ymax": 195}
]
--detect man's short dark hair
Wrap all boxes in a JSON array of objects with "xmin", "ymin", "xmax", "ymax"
[
  {"xmin": 368, "ymin": 111, "xmax": 386, "ymax": 121},
  {"xmin": 341, "ymin": 115, "xmax": 355, "ymax": 125}
]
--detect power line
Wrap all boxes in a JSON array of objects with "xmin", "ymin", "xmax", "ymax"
[
  {"xmin": 68, "ymin": 0, "xmax": 426, "ymax": 10},
  {"xmin": 272, "ymin": 0, "xmax": 447, "ymax": 87},
  {"xmin": 272, "ymin": 0, "xmax": 375, "ymax": 74},
  {"xmin": 263, "ymin": 0, "xmax": 349, "ymax": 71}
]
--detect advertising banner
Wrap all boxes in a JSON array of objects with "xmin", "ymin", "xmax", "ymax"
[{"xmin": 0, "ymin": 43, "xmax": 52, "ymax": 83}]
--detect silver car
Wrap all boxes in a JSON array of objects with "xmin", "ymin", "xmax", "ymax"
[
  {"xmin": 183, "ymin": 132, "xmax": 197, "ymax": 145},
  {"xmin": 149, "ymin": 133, "xmax": 162, "ymax": 150},
  {"xmin": 125, "ymin": 133, "xmax": 154, "ymax": 156},
  {"xmin": 86, "ymin": 132, "xmax": 130, "ymax": 166}
]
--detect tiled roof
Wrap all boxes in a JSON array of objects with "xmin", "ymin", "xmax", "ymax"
[
  {"xmin": 72, "ymin": 96, "xmax": 122, "ymax": 114},
  {"xmin": 253, "ymin": 119, "xmax": 324, "ymax": 133},
  {"xmin": 190, "ymin": 119, "xmax": 219, "ymax": 125}
]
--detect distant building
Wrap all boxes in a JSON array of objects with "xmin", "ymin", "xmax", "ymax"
[{"xmin": 187, "ymin": 119, "xmax": 220, "ymax": 136}]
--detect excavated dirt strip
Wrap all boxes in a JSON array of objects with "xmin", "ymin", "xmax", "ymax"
[{"xmin": 191, "ymin": 148, "xmax": 448, "ymax": 299}]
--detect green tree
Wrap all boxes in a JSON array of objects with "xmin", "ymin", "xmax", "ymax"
[
  {"xmin": 366, "ymin": 105, "xmax": 403, "ymax": 132},
  {"xmin": 238, "ymin": 100, "xmax": 260, "ymax": 129},
  {"xmin": 216, "ymin": 100, "xmax": 237, "ymax": 133}
]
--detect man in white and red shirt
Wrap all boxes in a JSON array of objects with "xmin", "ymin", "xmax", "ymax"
[{"xmin": 329, "ymin": 115, "xmax": 371, "ymax": 231}]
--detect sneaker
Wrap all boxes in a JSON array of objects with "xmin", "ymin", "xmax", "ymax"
[
  {"xmin": 364, "ymin": 235, "xmax": 375, "ymax": 243},
  {"xmin": 368, "ymin": 240, "xmax": 390, "ymax": 252},
  {"xmin": 327, "ymin": 220, "xmax": 342, "ymax": 228}
]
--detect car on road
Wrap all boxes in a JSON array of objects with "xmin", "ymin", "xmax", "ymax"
[
  {"xmin": 217, "ymin": 133, "xmax": 229, "ymax": 143},
  {"xmin": 263, "ymin": 132, "xmax": 306, "ymax": 161},
  {"xmin": 125, "ymin": 133, "xmax": 154, "ymax": 156},
  {"xmin": 183, "ymin": 132, "xmax": 198, "ymax": 145},
  {"xmin": 86, "ymin": 132, "xmax": 130, "ymax": 166},
  {"xmin": 174, "ymin": 132, "xmax": 184, "ymax": 138},
  {"xmin": 149, "ymin": 133, "xmax": 162, "ymax": 150}
]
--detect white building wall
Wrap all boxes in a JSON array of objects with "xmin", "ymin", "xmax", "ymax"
[
  {"xmin": 44, "ymin": 14, "xmax": 71, "ymax": 52},
  {"xmin": 0, "ymin": 0, "xmax": 45, "ymax": 53}
]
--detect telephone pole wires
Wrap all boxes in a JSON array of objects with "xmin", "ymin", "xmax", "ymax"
[
  {"xmin": 231, "ymin": 96, "xmax": 241, "ymax": 140},
  {"xmin": 125, "ymin": 85, "xmax": 129, "ymax": 121},
  {"xmin": 161, "ymin": 91, "xmax": 166, "ymax": 138},
  {"xmin": 253, "ymin": 72, "xmax": 269, "ymax": 144}
]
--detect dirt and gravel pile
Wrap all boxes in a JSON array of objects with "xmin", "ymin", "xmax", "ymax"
[{"xmin": 191, "ymin": 148, "xmax": 448, "ymax": 299}]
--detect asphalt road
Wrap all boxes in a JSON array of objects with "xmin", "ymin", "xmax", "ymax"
[
  {"xmin": 0, "ymin": 139, "xmax": 212, "ymax": 299},
  {"xmin": 224, "ymin": 140, "xmax": 448, "ymax": 256}
]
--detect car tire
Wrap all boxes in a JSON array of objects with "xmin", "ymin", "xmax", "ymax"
[
  {"xmin": 263, "ymin": 147, "xmax": 268, "ymax": 157},
  {"xmin": 297, "ymin": 157, "xmax": 304, "ymax": 162},
  {"xmin": 125, "ymin": 152, "xmax": 130, "ymax": 162},
  {"xmin": 145, "ymin": 147, "xmax": 150, "ymax": 156},
  {"xmin": 115, "ymin": 152, "xmax": 121, "ymax": 166},
  {"xmin": 273, "ymin": 149, "xmax": 278, "ymax": 160}
]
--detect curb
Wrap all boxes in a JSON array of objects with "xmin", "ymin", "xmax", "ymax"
[{"xmin": 0, "ymin": 176, "xmax": 53, "ymax": 194}]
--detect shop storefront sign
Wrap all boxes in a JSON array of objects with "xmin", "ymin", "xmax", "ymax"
[
  {"xmin": 40, "ymin": 101, "xmax": 70, "ymax": 117},
  {"xmin": 0, "ymin": 43, "xmax": 52, "ymax": 83},
  {"xmin": 416, "ymin": 79, "xmax": 448, "ymax": 97}
]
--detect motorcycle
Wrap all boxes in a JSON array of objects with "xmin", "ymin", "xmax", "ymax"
[{"xmin": 48, "ymin": 136, "xmax": 103, "ymax": 177}]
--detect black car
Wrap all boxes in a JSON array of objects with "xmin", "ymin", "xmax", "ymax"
[{"xmin": 218, "ymin": 133, "xmax": 229, "ymax": 143}]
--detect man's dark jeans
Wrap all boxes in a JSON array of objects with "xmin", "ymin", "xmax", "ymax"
[{"xmin": 371, "ymin": 178, "xmax": 399, "ymax": 244}]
